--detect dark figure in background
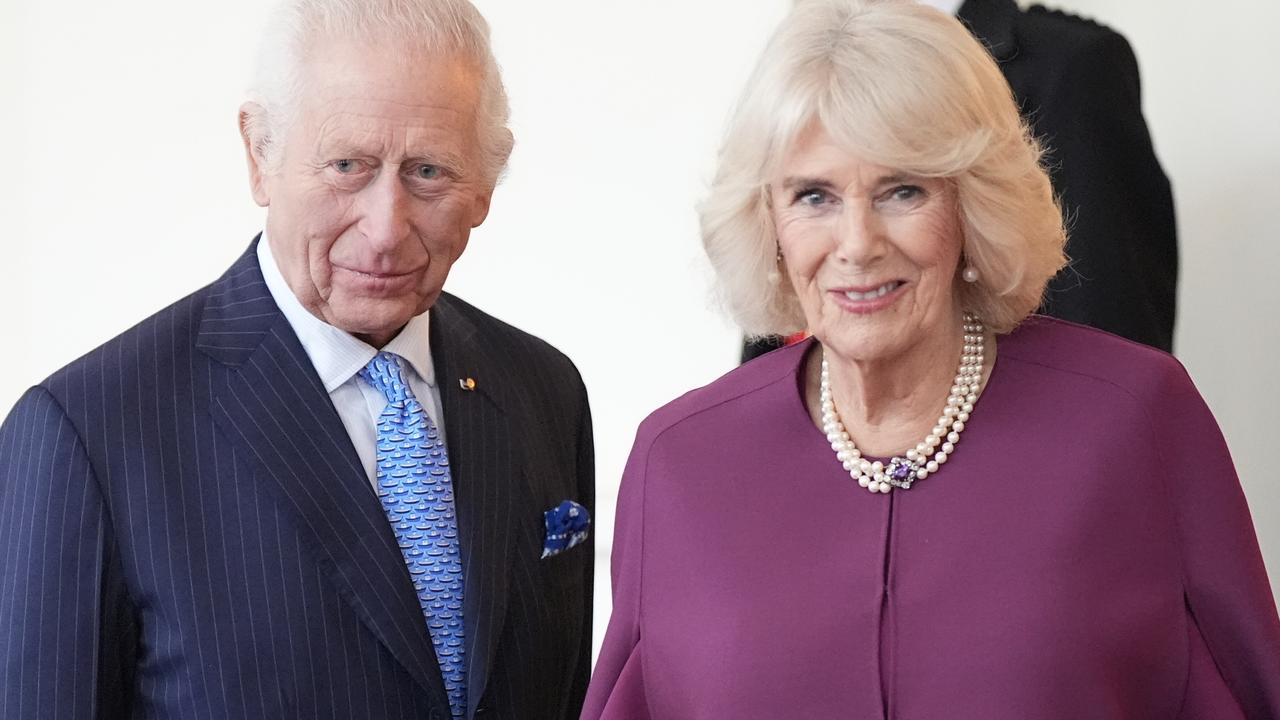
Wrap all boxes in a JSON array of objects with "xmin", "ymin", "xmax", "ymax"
[{"xmin": 742, "ymin": 0, "xmax": 1177, "ymax": 362}]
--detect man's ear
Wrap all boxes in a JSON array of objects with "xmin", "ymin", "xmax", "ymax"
[
  {"xmin": 471, "ymin": 128, "xmax": 513, "ymax": 227},
  {"xmin": 470, "ymin": 190, "xmax": 493, "ymax": 228},
  {"xmin": 239, "ymin": 102, "xmax": 272, "ymax": 207}
]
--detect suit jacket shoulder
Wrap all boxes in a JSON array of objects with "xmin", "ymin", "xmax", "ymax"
[
  {"xmin": 43, "ymin": 282, "xmax": 214, "ymax": 391},
  {"xmin": 1023, "ymin": 4, "xmax": 1122, "ymax": 44},
  {"xmin": 1011, "ymin": 5, "xmax": 1145, "ymax": 100},
  {"xmin": 430, "ymin": 292, "xmax": 590, "ymax": 458},
  {"xmin": 433, "ymin": 291, "xmax": 584, "ymax": 389},
  {"xmin": 997, "ymin": 4, "xmax": 1142, "ymax": 101}
]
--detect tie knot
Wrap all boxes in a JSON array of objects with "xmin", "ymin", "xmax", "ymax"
[{"xmin": 359, "ymin": 352, "xmax": 413, "ymax": 405}]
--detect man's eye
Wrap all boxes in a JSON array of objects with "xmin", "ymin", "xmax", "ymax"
[
  {"xmin": 414, "ymin": 164, "xmax": 441, "ymax": 180},
  {"xmin": 331, "ymin": 159, "xmax": 361, "ymax": 174}
]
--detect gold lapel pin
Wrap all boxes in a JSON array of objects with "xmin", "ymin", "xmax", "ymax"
[{"xmin": 459, "ymin": 377, "xmax": 477, "ymax": 391}]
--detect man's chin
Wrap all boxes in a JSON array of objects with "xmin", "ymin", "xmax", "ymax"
[{"xmin": 324, "ymin": 298, "xmax": 430, "ymax": 344}]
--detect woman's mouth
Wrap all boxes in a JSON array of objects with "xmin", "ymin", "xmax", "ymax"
[
  {"xmin": 842, "ymin": 281, "xmax": 904, "ymax": 301},
  {"xmin": 831, "ymin": 280, "xmax": 907, "ymax": 313}
]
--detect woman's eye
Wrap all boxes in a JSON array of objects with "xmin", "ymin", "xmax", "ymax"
[
  {"xmin": 793, "ymin": 189, "xmax": 829, "ymax": 207},
  {"xmin": 890, "ymin": 185, "xmax": 923, "ymax": 201}
]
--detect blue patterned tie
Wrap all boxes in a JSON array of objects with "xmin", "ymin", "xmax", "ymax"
[{"xmin": 359, "ymin": 352, "xmax": 466, "ymax": 719}]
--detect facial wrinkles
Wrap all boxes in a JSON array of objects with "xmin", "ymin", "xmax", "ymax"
[
  {"xmin": 269, "ymin": 170, "xmax": 341, "ymax": 306},
  {"xmin": 310, "ymin": 115, "xmax": 467, "ymax": 257},
  {"xmin": 782, "ymin": 189, "xmax": 892, "ymax": 296},
  {"xmin": 314, "ymin": 108, "xmax": 473, "ymax": 174},
  {"xmin": 258, "ymin": 46, "xmax": 490, "ymax": 344},
  {"xmin": 780, "ymin": 177, "xmax": 958, "ymax": 331}
]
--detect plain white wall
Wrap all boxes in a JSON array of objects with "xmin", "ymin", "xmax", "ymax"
[{"xmin": 1, "ymin": 0, "xmax": 1277, "ymax": 661}]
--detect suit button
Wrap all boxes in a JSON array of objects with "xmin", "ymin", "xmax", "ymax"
[
  {"xmin": 428, "ymin": 710, "xmax": 443, "ymax": 720},
  {"xmin": 475, "ymin": 706, "xmax": 491, "ymax": 716}
]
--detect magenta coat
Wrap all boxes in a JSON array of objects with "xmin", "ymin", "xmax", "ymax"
[{"xmin": 583, "ymin": 317, "xmax": 1280, "ymax": 719}]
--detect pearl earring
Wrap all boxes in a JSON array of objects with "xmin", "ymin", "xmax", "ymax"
[
  {"xmin": 962, "ymin": 265, "xmax": 980, "ymax": 283},
  {"xmin": 767, "ymin": 247, "xmax": 783, "ymax": 285}
]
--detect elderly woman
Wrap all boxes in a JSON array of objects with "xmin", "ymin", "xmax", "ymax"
[{"xmin": 582, "ymin": 1, "xmax": 1280, "ymax": 718}]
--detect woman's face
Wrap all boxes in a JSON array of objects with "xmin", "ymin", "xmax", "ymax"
[{"xmin": 770, "ymin": 123, "xmax": 965, "ymax": 364}]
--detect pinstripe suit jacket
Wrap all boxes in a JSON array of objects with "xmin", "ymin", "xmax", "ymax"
[{"xmin": 0, "ymin": 241, "xmax": 594, "ymax": 720}]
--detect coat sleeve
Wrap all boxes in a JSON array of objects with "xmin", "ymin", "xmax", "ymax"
[
  {"xmin": 580, "ymin": 427, "xmax": 652, "ymax": 719},
  {"xmin": 1151, "ymin": 363, "xmax": 1280, "ymax": 717},
  {"xmin": 0, "ymin": 386, "xmax": 137, "ymax": 718},
  {"xmin": 1035, "ymin": 29, "xmax": 1178, "ymax": 352}
]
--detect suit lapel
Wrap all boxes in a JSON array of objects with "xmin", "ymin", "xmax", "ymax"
[
  {"xmin": 431, "ymin": 295, "xmax": 519, "ymax": 720},
  {"xmin": 197, "ymin": 240, "xmax": 450, "ymax": 708},
  {"xmin": 957, "ymin": 0, "xmax": 1019, "ymax": 62}
]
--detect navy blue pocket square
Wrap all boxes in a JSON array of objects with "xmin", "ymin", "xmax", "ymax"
[{"xmin": 542, "ymin": 500, "xmax": 590, "ymax": 559}]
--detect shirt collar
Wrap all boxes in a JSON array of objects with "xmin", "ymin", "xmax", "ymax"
[{"xmin": 257, "ymin": 235, "xmax": 436, "ymax": 393}]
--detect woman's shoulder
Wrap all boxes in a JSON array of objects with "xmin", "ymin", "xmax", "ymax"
[
  {"xmin": 634, "ymin": 338, "xmax": 812, "ymax": 447},
  {"xmin": 998, "ymin": 315, "xmax": 1193, "ymax": 400}
]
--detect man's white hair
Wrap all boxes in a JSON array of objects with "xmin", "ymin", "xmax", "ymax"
[{"xmin": 244, "ymin": 0, "xmax": 513, "ymax": 184}]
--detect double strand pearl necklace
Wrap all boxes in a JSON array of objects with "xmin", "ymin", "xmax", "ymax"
[{"xmin": 819, "ymin": 313, "xmax": 986, "ymax": 494}]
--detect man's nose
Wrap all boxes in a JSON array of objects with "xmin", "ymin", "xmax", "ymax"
[{"xmin": 358, "ymin": 169, "xmax": 412, "ymax": 250}]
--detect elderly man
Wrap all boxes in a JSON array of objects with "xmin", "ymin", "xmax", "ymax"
[{"xmin": 0, "ymin": 1, "xmax": 593, "ymax": 718}]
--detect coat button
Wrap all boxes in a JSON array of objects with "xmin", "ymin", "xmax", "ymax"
[{"xmin": 475, "ymin": 706, "xmax": 491, "ymax": 716}]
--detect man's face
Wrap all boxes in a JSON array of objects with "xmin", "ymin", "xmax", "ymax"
[{"xmin": 246, "ymin": 41, "xmax": 493, "ymax": 347}]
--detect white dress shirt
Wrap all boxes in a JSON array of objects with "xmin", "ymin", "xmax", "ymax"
[{"xmin": 257, "ymin": 237, "xmax": 446, "ymax": 488}]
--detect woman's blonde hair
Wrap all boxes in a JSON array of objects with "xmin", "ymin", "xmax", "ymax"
[{"xmin": 701, "ymin": 0, "xmax": 1067, "ymax": 335}]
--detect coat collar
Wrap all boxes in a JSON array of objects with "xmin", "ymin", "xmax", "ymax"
[
  {"xmin": 957, "ymin": 0, "xmax": 1020, "ymax": 62},
  {"xmin": 197, "ymin": 239, "xmax": 521, "ymax": 716}
]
